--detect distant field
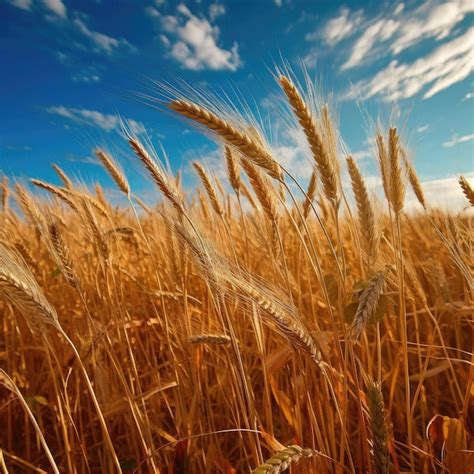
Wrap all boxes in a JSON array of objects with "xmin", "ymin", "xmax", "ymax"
[{"xmin": 0, "ymin": 75, "xmax": 473, "ymax": 473}]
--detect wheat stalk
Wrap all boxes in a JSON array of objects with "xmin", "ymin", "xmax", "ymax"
[
  {"xmin": 302, "ymin": 167, "xmax": 318, "ymax": 220},
  {"xmin": 252, "ymin": 445, "xmax": 316, "ymax": 473},
  {"xmin": 169, "ymin": 99, "xmax": 283, "ymax": 180},
  {"xmin": 0, "ymin": 370, "xmax": 60, "ymax": 474}
]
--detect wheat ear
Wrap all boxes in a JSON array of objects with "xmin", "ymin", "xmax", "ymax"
[
  {"xmin": 129, "ymin": 137, "xmax": 184, "ymax": 213},
  {"xmin": 351, "ymin": 271, "xmax": 386, "ymax": 339},
  {"xmin": 1, "ymin": 176, "xmax": 9, "ymax": 213},
  {"xmin": 95, "ymin": 148, "xmax": 130, "ymax": 197},
  {"xmin": 169, "ymin": 99, "xmax": 283, "ymax": 180},
  {"xmin": 239, "ymin": 281, "xmax": 322, "ymax": 364},
  {"xmin": 252, "ymin": 445, "xmax": 316, "ymax": 473},
  {"xmin": 0, "ymin": 242, "xmax": 61, "ymax": 333},
  {"xmin": 401, "ymin": 150, "xmax": 425, "ymax": 208},
  {"xmin": 225, "ymin": 146, "xmax": 241, "ymax": 193},
  {"xmin": 241, "ymin": 159, "xmax": 278, "ymax": 223},
  {"xmin": 366, "ymin": 381, "xmax": 391, "ymax": 474},
  {"xmin": 81, "ymin": 200, "xmax": 109, "ymax": 261},
  {"xmin": 376, "ymin": 133, "xmax": 391, "ymax": 206},
  {"xmin": 51, "ymin": 163, "xmax": 73, "ymax": 189},
  {"xmin": 346, "ymin": 156, "xmax": 378, "ymax": 265},
  {"xmin": 388, "ymin": 128, "xmax": 405, "ymax": 215},
  {"xmin": 279, "ymin": 76, "xmax": 339, "ymax": 203},
  {"xmin": 193, "ymin": 162, "xmax": 224, "ymax": 217},
  {"xmin": 49, "ymin": 222, "xmax": 79, "ymax": 289},
  {"xmin": 188, "ymin": 334, "xmax": 231, "ymax": 345},
  {"xmin": 459, "ymin": 175, "xmax": 474, "ymax": 206},
  {"xmin": 30, "ymin": 179, "xmax": 80, "ymax": 214}
]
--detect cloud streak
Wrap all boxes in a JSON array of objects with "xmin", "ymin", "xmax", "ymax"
[
  {"xmin": 344, "ymin": 27, "xmax": 474, "ymax": 101},
  {"xmin": 45, "ymin": 106, "xmax": 145, "ymax": 134},
  {"xmin": 442, "ymin": 133, "xmax": 474, "ymax": 148}
]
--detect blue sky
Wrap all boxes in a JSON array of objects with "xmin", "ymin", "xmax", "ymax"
[{"xmin": 1, "ymin": 0, "xmax": 473, "ymax": 208}]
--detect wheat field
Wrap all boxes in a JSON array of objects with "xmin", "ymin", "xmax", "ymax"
[{"xmin": 0, "ymin": 75, "xmax": 473, "ymax": 473}]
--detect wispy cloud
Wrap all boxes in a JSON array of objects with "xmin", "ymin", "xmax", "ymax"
[
  {"xmin": 312, "ymin": 0, "xmax": 474, "ymax": 101},
  {"xmin": 328, "ymin": 0, "xmax": 474, "ymax": 70},
  {"xmin": 307, "ymin": 7, "xmax": 364, "ymax": 45},
  {"xmin": 43, "ymin": 0, "xmax": 66, "ymax": 19},
  {"xmin": 73, "ymin": 17, "xmax": 134, "ymax": 55},
  {"xmin": 154, "ymin": 3, "xmax": 241, "ymax": 71},
  {"xmin": 45, "ymin": 106, "xmax": 145, "ymax": 134},
  {"xmin": 415, "ymin": 125, "xmax": 430, "ymax": 134},
  {"xmin": 8, "ymin": 0, "xmax": 32, "ymax": 11},
  {"xmin": 72, "ymin": 68, "xmax": 101, "ymax": 84},
  {"xmin": 442, "ymin": 133, "xmax": 474, "ymax": 148},
  {"xmin": 208, "ymin": 3, "xmax": 225, "ymax": 22},
  {"xmin": 463, "ymin": 92, "xmax": 474, "ymax": 101},
  {"xmin": 5, "ymin": 145, "xmax": 33, "ymax": 152},
  {"xmin": 344, "ymin": 27, "xmax": 474, "ymax": 101}
]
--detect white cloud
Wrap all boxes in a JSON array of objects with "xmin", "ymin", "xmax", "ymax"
[
  {"xmin": 442, "ymin": 133, "xmax": 474, "ymax": 147},
  {"xmin": 209, "ymin": 3, "xmax": 225, "ymax": 22},
  {"xmin": 72, "ymin": 71, "xmax": 101, "ymax": 83},
  {"xmin": 307, "ymin": 7, "xmax": 364, "ymax": 45},
  {"xmin": 43, "ymin": 0, "xmax": 67, "ymax": 18},
  {"xmin": 351, "ymin": 150, "xmax": 371, "ymax": 161},
  {"xmin": 344, "ymin": 27, "xmax": 474, "ymax": 101},
  {"xmin": 45, "ymin": 106, "xmax": 145, "ymax": 134},
  {"xmin": 158, "ymin": 3, "xmax": 241, "ymax": 71},
  {"xmin": 415, "ymin": 125, "xmax": 430, "ymax": 134},
  {"xmin": 335, "ymin": 0, "xmax": 474, "ymax": 70},
  {"xmin": 145, "ymin": 6, "xmax": 160, "ymax": 17},
  {"xmin": 73, "ymin": 18, "xmax": 134, "ymax": 54},
  {"xmin": 274, "ymin": 0, "xmax": 283, "ymax": 6},
  {"xmin": 463, "ymin": 92, "xmax": 474, "ymax": 101},
  {"xmin": 8, "ymin": 0, "xmax": 32, "ymax": 11}
]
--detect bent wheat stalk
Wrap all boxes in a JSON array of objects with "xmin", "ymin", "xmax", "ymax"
[
  {"xmin": 169, "ymin": 99, "xmax": 283, "ymax": 180},
  {"xmin": 0, "ymin": 370, "xmax": 60, "ymax": 474},
  {"xmin": 0, "ymin": 243, "xmax": 121, "ymax": 472}
]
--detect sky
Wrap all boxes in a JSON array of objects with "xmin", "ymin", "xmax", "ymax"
[{"xmin": 1, "ymin": 0, "xmax": 473, "ymax": 209}]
